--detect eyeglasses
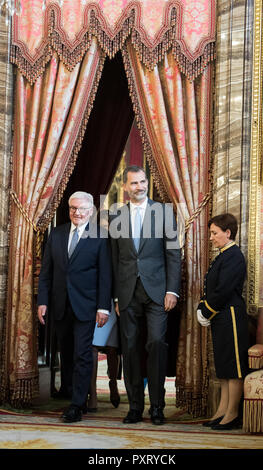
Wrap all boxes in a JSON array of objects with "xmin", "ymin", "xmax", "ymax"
[{"xmin": 69, "ymin": 206, "xmax": 90, "ymax": 214}]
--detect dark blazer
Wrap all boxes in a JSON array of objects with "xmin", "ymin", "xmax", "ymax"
[
  {"xmin": 109, "ymin": 199, "xmax": 181, "ymax": 310},
  {"xmin": 38, "ymin": 222, "xmax": 112, "ymax": 322},
  {"xmin": 198, "ymin": 242, "xmax": 249, "ymax": 379},
  {"xmin": 198, "ymin": 243, "xmax": 247, "ymax": 320}
]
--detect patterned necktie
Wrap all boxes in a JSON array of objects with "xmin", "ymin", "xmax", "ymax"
[
  {"xmin": 133, "ymin": 207, "xmax": 142, "ymax": 251},
  {"xmin": 68, "ymin": 227, "xmax": 79, "ymax": 257}
]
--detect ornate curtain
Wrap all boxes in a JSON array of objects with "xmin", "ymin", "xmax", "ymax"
[
  {"xmin": 57, "ymin": 52, "xmax": 135, "ymax": 217},
  {"xmin": 11, "ymin": 0, "xmax": 216, "ymax": 84},
  {"xmin": 1, "ymin": 38, "xmax": 105, "ymax": 405},
  {"xmin": 122, "ymin": 40, "xmax": 212, "ymax": 416},
  {"xmin": 3, "ymin": 0, "xmax": 216, "ymax": 408}
]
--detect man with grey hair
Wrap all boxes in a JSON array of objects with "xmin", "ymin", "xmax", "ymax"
[{"xmin": 38, "ymin": 191, "xmax": 112, "ymax": 423}]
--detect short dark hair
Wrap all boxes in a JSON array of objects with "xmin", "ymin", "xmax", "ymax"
[
  {"xmin": 123, "ymin": 165, "xmax": 146, "ymax": 183},
  {"xmin": 208, "ymin": 213, "xmax": 238, "ymax": 240}
]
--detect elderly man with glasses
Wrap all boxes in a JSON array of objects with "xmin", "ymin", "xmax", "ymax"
[{"xmin": 37, "ymin": 191, "xmax": 112, "ymax": 423}]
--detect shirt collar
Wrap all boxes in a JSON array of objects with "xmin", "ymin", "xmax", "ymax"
[
  {"xmin": 130, "ymin": 197, "xmax": 148, "ymax": 212},
  {"xmin": 220, "ymin": 241, "xmax": 236, "ymax": 253},
  {"xmin": 70, "ymin": 222, "xmax": 88, "ymax": 236}
]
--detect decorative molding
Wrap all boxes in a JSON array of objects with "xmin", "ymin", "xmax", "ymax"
[{"xmin": 247, "ymin": 0, "xmax": 262, "ymax": 314}]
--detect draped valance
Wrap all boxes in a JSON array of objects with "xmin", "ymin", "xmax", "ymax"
[{"xmin": 11, "ymin": 0, "xmax": 216, "ymax": 84}]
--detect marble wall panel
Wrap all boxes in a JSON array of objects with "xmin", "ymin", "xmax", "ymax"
[
  {"xmin": 212, "ymin": 0, "xmax": 253, "ymax": 261},
  {"xmin": 208, "ymin": 0, "xmax": 254, "ymax": 415},
  {"xmin": 0, "ymin": 11, "xmax": 13, "ymax": 357}
]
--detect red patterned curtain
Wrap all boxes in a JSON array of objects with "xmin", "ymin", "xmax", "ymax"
[
  {"xmin": 1, "ymin": 39, "xmax": 105, "ymax": 405},
  {"xmin": 122, "ymin": 40, "xmax": 212, "ymax": 416},
  {"xmin": 3, "ymin": 0, "xmax": 216, "ymax": 407},
  {"xmin": 11, "ymin": 0, "xmax": 216, "ymax": 84}
]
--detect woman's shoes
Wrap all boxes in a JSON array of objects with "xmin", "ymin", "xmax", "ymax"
[
  {"xmin": 202, "ymin": 416, "xmax": 224, "ymax": 427},
  {"xmin": 211, "ymin": 416, "xmax": 242, "ymax": 430},
  {"xmin": 109, "ymin": 379, "xmax": 120, "ymax": 408},
  {"xmin": 203, "ymin": 415, "xmax": 242, "ymax": 430}
]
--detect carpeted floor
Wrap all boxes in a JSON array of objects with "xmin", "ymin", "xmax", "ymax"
[{"xmin": 0, "ymin": 354, "xmax": 262, "ymax": 450}]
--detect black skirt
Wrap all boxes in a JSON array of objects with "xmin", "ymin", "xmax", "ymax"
[{"xmin": 211, "ymin": 303, "xmax": 249, "ymax": 379}]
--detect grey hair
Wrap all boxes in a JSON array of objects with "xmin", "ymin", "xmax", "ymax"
[{"xmin": 68, "ymin": 191, "xmax": 94, "ymax": 207}]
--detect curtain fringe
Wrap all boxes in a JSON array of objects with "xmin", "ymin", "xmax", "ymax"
[
  {"xmin": 121, "ymin": 42, "xmax": 211, "ymax": 418},
  {"xmin": 121, "ymin": 43, "xmax": 171, "ymax": 204},
  {"xmin": 34, "ymin": 49, "xmax": 106, "ymax": 296},
  {"xmin": 175, "ymin": 385, "xmax": 208, "ymax": 418},
  {"xmin": 0, "ymin": 377, "xmax": 39, "ymax": 408},
  {"xmin": 243, "ymin": 399, "xmax": 263, "ymax": 433},
  {"xmin": 36, "ymin": 52, "xmax": 106, "ymax": 233},
  {"xmin": 11, "ymin": 6, "xmax": 216, "ymax": 85}
]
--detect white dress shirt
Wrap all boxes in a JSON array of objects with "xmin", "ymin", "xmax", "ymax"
[
  {"xmin": 130, "ymin": 198, "xmax": 148, "ymax": 238},
  {"xmin": 130, "ymin": 198, "xmax": 179, "ymax": 299},
  {"xmin": 68, "ymin": 222, "xmax": 87, "ymax": 252},
  {"xmin": 68, "ymin": 222, "xmax": 109, "ymax": 315}
]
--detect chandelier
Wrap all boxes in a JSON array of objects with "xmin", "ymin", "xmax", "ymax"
[{"xmin": 0, "ymin": 0, "xmax": 65, "ymax": 25}]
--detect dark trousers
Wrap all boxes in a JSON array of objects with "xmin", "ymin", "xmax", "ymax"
[
  {"xmin": 54, "ymin": 301, "xmax": 96, "ymax": 407},
  {"xmin": 120, "ymin": 278, "xmax": 168, "ymax": 412}
]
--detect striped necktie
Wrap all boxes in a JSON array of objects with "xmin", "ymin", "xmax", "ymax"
[{"xmin": 68, "ymin": 227, "xmax": 79, "ymax": 257}]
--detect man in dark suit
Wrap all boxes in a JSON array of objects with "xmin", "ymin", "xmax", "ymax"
[
  {"xmin": 38, "ymin": 191, "xmax": 112, "ymax": 423},
  {"xmin": 109, "ymin": 166, "xmax": 181, "ymax": 425}
]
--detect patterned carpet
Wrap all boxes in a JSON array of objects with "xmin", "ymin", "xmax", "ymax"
[{"xmin": 0, "ymin": 355, "xmax": 262, "ymax": 451}]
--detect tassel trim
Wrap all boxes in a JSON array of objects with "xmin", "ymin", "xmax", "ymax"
[
  {"xmin": 0, "ymin": 377, "xmax": 39, "ymax": 408},
  {"xmin": 36, "ymin": 52, "xmax": 106, "ymax": 233},
  {"xmin": 248, "ymin": 356, "xmax": 263, "ymax": 370},
  {"xmin": 175, "ymin": 384, "xmax": 208, "ymax": 418},
  {"xmin": 121, "ymin": 43, "xmax": 171, "ymax": 204},
  {"xmin": 243, "ymin": 399, "xmax": 263, "ymax": 433},
  {"xmin": 11, "ymin": 4, "xmax": 216, "ymax": 85}
]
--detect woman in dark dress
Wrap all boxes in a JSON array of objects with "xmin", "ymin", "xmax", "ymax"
[{"xmin": 198, "ymin": 213, "xmax": 249, "ymax": 430}]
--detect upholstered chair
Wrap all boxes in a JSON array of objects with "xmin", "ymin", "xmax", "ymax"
[{"xmin": 243, "ymin": 344, "xmax": 263, "ymax": 432}]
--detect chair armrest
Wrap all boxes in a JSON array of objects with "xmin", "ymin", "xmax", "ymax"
[{"xmin": 248, "ymin": 344, "xmax": 263, "ymax": 369}]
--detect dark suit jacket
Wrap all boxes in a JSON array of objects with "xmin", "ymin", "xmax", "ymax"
[
  {"xmin": 109, "ymin": 199, "xmax": 181, "ymax": 310},
  {"xmin": 37, "ymin": 222, "xmax": 112, "ymax": 322},
  {"xmin": 198, "ymin": 243, "xmax": 247, "ymax": 320}
]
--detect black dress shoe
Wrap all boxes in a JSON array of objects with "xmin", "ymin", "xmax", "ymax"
[
  {"xmin": 123, "ymin": 410, "xmax": 143, "ymax": 424},
  {"xmin": 211, "ymin": 416, "xmax": 242, "ymax": 431},
  {"xmin": 202, "ymin": 416, "xmax": 224, "ymax": 427},
  {"xmin": 62, "ymin": 405, "xmax": 82, "ymax": 423},
  {"xmin": 52, "ymin": 389, "xmax": 71, "ymax": 400},
  {"xmin": 150, "ymin": 406, "xmax": 165, "ymax": 425}
]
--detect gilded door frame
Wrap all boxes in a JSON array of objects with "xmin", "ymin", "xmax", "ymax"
[{"xmin": 247, "ymin": 0, "xmax": 263, "ymax": 315}]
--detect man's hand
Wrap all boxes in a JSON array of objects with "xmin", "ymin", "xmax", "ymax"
[
  {"xmin": 114, "ymin": 301, "xmax": 120, "ymax": 316},
  {"xmin": 96, "ymin": 311, "xmax": 109, "ymax": 328},
  {"xmin": 164, "ymin": 293, "xmax": 177, "ymax": 311},
  {"xmin": 38, "ymin": 305, "xmax": 47, "ymax": 325}
]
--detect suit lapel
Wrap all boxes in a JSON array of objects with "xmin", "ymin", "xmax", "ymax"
[
  {"xmin": 138, "ymin": 199, "xmax": 155, "ymax": 253},
  {"xmin": 62, "ymin": 223, "xmax": 71, "ymax": 266},
  {"xmin": 126, "ymin": 203, "xmax": 138, "ymax": 254},
  {"xmin": 68, "ymin": 222, "xmax": 90, "ymax": 263},
  {"xmin": 127, "ymin": 199, "xmax": 155, "ymax": 254}
]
